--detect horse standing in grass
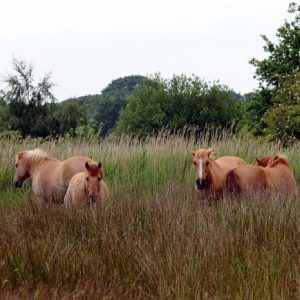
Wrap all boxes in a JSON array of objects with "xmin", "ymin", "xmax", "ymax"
[
  {"xmin": 226, "ymin": 155, "xmax": 297, "ymax": 196},
  {"xmin": 13, "ymin": 149, "xmax": 96, "ymax": 203},
  {"xmin": 192, "ymin": 148, "xmax": 246, "ymax": 202},
  {"xmin": 64, "ymin": 162, "xmax": 109, "ymax": 208}
]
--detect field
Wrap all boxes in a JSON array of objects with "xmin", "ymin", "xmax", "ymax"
[{"xmin": 0, "ymin": 131, "xmax": 299, "ymax": 299}]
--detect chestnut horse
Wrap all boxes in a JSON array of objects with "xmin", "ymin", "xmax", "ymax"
[
  {"xmin": 64, "ymin": 161, "xmax": 109, "ymax": 207},
  {"xmin": 226, "ymin": 155, "xmax": 297, "ymax": 196},
  {"xmin": 192, "ymin": 148, "xmax": 246, "ymax": 202},
  {"xmin": 13, "ymin": 149, "xmax": 96, "ymax": 203}
]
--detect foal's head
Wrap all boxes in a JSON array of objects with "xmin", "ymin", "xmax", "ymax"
[
  {"xmin": 85, "ymin": 162, "xmax": 103, "ymax": 203},
  {"xmin": 192, "ymin": 148, "xmax": 214, "ymax": 190}
]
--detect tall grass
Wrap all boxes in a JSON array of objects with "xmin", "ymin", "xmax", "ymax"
[{"xmin": 0, "ymin": 130, "xmax": 299, "ymax": 298}]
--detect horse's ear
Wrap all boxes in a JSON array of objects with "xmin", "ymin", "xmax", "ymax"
[
  {"xmin": 255, "ymin": 157, "xmax": 261, "ymax": 164},
  {"xmin": 17, "ymin": 151, "xmax": 25, "ymax": 159},
  {"xmin": 207, "ymin": 148, "xmax": 214, "ymax": 157},
  {"xmin": 98, "ymin": 162, "xmax": 102, "ymax": 169},
  {"xmin": 85, "ymin": 162, "xmax": 90, "ymax": 170},
  {"xmin": 272, "ymin": 156, "xmax": 279, "ymax": 164}
]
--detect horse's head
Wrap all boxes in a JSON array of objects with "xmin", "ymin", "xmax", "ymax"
[
  {"xmin": 85, "ymin": 161, "xmax": 103, "ymax": 203},
  {"xmin": 13, "ymin": 152, "xmax": 30, "ymax": 188},
  {"xmin": 192, "ymin": 148, "xmax": 214, "ymax": 190}
]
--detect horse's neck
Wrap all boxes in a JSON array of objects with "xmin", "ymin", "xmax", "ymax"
[
  {"xmin": 208, "ymin": 160, "xmax": 226, "ymax": 191},
  {"xmin": 29, "ymin": 157, "xmax": 59, "ymax": 177},
  {"xmin": 266, "ymin": 163, "xmax": 290, "ymax": 177}
]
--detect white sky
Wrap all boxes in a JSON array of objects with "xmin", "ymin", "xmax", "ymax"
[{"xmin": 0, "ymin": 0, "xmax": 294, "ymax": 100}]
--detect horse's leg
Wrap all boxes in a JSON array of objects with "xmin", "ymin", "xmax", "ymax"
[
  {"xmin": 35, "ymin": 196, "xmax": 46, "ymax": 210},
  {"xmin": 194, "ymin": 187, "xmax": 202, "ymax": 203}
]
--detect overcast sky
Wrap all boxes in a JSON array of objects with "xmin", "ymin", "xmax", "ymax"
[{"xmin": 0, "ymin": 0, "xmax": 293, "ymax": 100}]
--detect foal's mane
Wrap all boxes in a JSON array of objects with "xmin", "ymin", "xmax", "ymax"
[
  {"xmin": 268, "ymin": 155, "xmax": 290, "ymax": 168},
  {"xmin": 19, "ymin": 148, "xmax": 59, "ymax": 165}
]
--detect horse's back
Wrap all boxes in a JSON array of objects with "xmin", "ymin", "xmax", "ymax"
[
  {"xmin": 265, "ymin": 165, "xmax": 297, "ymax": 195},
  {"xmin": 226, "ymin": 165, "xmax": 267, "ymax": 193},
  {"xmin": 59, "ymin": 156, "xmax": 96, "ymax": 188},
  {"xmin": 216, "ymin": 156, "xmax": 246, "ymax": 170}
]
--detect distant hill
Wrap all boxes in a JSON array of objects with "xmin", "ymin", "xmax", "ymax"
[
  {"xmin": 62, "ymin": 94, "xmax": 104, "ymax": 119},
  {"xmin": 61, "ymin": 75, "xmax": 145, "ymax": 134}
]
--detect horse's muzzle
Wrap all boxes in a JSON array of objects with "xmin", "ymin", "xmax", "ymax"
[
  {"xmin": 14, "ymin": 180, "xmax": 22, "ymax": 188},
  {"xmin": 196, "ymin": 178, "xmax": 207, "ymax": 190}
]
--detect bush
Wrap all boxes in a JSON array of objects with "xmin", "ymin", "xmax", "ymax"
[
  {"xmin": 264, "ymin": 102, "xmax": 300, "ymax": 144},
  {"xmin": 116, "ymin": 74, "xmax": 244, "ymax": 137}
]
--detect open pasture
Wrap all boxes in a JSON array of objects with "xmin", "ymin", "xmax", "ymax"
[{"xmin": 0, "ymin": 131, "xmax": 299, "ymax": 299}]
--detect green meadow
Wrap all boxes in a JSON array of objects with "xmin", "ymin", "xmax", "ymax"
[{"xmin": 0, "ymin": 131, "xmax": 299, "ymax": 298}]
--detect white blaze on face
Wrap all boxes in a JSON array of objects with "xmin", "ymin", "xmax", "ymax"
[{"xmin": 199, "ymin": 159, "xmax": 203, "ymax": 182}]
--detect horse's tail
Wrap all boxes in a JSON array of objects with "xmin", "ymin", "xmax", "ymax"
[{"xmin": 226, "ymin": 169, "xmax": 241, "ymax": 195}]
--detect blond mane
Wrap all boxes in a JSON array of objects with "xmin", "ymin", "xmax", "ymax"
[{"xmin": 18, "ymin": 148, "xmax": 59, "ymax": 165}]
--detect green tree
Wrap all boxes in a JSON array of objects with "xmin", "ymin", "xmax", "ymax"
[
  {"xmin": 250, "ymin": 2, "xmax": 300, "ymax": 89},
  {"xmin": 55, "ymin": 102, "xmax": 87, "ymax": 135},
  {"xmin": 62, "ymin": 75, "xmax": 145, "ymax": 136},
  {"xmin": 0, "ymin": 94, "xmax": 10, "ymax": 131},
  {"xmin": 248, "ymin": 2, "xmax": 300, "ymax": 142},
  {"xmin": 95, "ymin": 75, "xmax": 145, "ymax": 136},
  {"xmin": 116, "ymin": 74, "xmax": 244, "ymax": 137},
  {"xmin": 2, "ymin": 58, "xmax": 56, "ymax": 137}
]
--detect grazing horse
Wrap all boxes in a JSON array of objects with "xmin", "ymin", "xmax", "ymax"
[
  {"xmin": 226, "ymin": 155, "xmax": 297, "ymax": 196},
  {"xmin": 64, "ymin": 162, "xmax": 109, "ymax": 207},
  {"xmin": 192, "ymin": 148, "xmax": 246, "ymax": 202},
  {"xmin": 13, "ymin": 148, "xmax": 96, "ymax": 203}
]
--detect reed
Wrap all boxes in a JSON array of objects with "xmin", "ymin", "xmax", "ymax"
[{"xmin": 0, "ymin": 130, "xmax": 299, "ymax": 298}]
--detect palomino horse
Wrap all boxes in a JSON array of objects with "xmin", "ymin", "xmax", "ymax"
[
  {"xmin": 192, "ymin": 148, "xmax": 246, "ymax": 202},
  {"xmin": 64, "ymin": 162, "xmax": 109, "ymax": 207},
  {"xmin": 13, "ymin": 148, "xmax": 96, "ymax": 203},
  {"xmin": 226, "ymin": 155, "xmax": 297, "ymax": 196}
]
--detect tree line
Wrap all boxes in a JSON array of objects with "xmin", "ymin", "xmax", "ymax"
[{"xmin": 0, "ymin": 2, "xmax": 299, "ymax": 143}]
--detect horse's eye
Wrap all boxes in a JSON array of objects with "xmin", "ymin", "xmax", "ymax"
[
  {"xmin": 86, "ymin": 177, "xmax": 89, "ymax": 181},
  {"xmin": 97, "ymin": 177, "xmax": 101, "ymax": 181},
  {"xmin": 193, "ymin": 161, "xmax": 197, "ymax": 166},
  {"xmin": 206, "ymin": 161, "xmax": 209, "ymax": 166},
  {"xmin": 15, "ymin": 164, "xmax": 18, "ymax": 168}
]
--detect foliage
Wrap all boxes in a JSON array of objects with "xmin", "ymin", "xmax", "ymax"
[
  {"xmin": 116, "ymin": 74, "xmax": 244, "ymax": 137},
  {"xmin": 248, "ymin": 2, "xmax": 300, "ymax": 142},
  {"xmin": 0, "ymin": 129, "xmax": 21, "ymax": 140},
  {"xmin": 94, "ymin": 75, "xmax": 145, "ymax": 136},
  {"xmin": 54, "ymin": 102, "xmax": 87, "ymax": 135},
  {"xmin": 62, "ymin": 94, "xmax": 104, "ymax": 120},
  {"xmin": 264, "ymin": 102, "xmax": 300, "ymax": 144},
  {"xmin": 250, "ymin": 3, "xmax": 300, "ymax": 89},
  {"xmin": 2, "ymin": 58, "xmax": 56, "ymax": 137},
  {"xmin": 0, "ymin": 97, "xmax": 10, "ymax": 130},
  {"xmin": 244, "ymin": 89, "xmax": 272, "ymax": 135},
  {"xmin": 63, "ymin": 76, "xmax": 145, "ymax": 136},
  {"xmin": 0, "ymin": 59, "xmax": 91, "ymax": 138}
]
